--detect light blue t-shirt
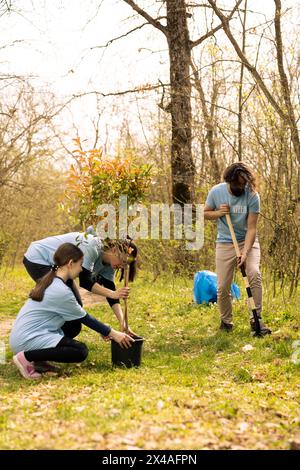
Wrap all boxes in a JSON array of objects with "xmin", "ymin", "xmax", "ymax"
[
  {"xmin": 9, "ymin": 277, "xmax": 87, "ymax": 354},
  {"xmin": 205, "ymin": 182, "xmax": 260, "ymax": 243},
  {"xmin": 84, "ymin": 226, "xmax": 115, "ymax": 282},
  {"xmin": 24, "ymin": 232, "xmax": 102, "ymax": 271},
  {"xmin": 92, "ymin": 256, "xmax": 115, "ymax": 282}
]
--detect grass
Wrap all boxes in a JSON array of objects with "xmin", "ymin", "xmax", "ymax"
[{"xmin": 0, "ymin": 266, "xmax": 300, "ymax": 450}]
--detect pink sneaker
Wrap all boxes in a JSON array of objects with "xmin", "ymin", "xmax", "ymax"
[{"xmin": 13, "ymin": 351, "xmax": 42, "ymax": 379}]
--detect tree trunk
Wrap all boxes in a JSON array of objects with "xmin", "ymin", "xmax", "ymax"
[
  {"xmin": 166, "ymin": 0, "xmax": 195, "ymax": 204},
  {"xmin": 238, "ymin": 0, "xmax": 247, "ymax": 161}
]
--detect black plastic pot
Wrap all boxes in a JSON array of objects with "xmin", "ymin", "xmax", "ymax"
[{"xmin": 111, "ymin": 335, "xmax": 144, "ymax": 368}]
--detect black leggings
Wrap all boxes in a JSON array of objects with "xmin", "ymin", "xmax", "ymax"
[
  {"xmin": 24, "ymin": 336, "xmax": 88, "ymax": 363},
  {"xmin": 24, "ymin": 321, "xmax": 88, "ymax": 363},
  {"xmin": 23, "ymin": 256, "xmax": 83, "ymax": 306}
]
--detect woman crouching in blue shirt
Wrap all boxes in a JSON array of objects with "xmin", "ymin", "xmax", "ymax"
[
  {"xmin": 23, "ymin": 232, "xmax": 138, "ymax": 338},
  {"xmin": 10, "ymin": 243, "xmax": 134, "ymax": 380}
]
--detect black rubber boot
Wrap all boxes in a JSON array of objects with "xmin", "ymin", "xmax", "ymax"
[
  {"xmin": 250, "ymin": 318, "xmax": 271, "ymax": 336},
  {"xmin": 220, "ymin": 321, "xmax": 233, "ymax": 332}
]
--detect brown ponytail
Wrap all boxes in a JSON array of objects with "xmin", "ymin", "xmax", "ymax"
[{"xmin": 29, "ymin": 243, "xmax": 83, "ymax": 301}]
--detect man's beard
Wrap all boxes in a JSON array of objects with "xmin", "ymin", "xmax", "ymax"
[{"xmin": 230, "ymin": 186, "xmax": 245, "ymax": 197}]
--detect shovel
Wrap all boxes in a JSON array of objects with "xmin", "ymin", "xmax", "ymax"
[
  {"xmin": 225, "ymin": 213, "xmax": 262, "ymax": 336},
  {"xmin": 111, "ymin": 257, "xmax": 144, "ymax": 367}
]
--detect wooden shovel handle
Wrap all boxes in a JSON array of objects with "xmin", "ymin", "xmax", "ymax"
[
  {"xmin": 226, "ymin": 213, "xmax": 261, "ymax": 334},
  {"xmin": 123, "ymin": 261, "xmax": 129, "ymax": 332},
  {"xmin": 225, "ymin": 213, "xmax": 241, "ymax": 258}
]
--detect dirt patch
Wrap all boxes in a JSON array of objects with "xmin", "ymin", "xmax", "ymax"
[
  {"xmin": 78, "ymin": 288, "xmax": 106, "ymax": 307},
  {"xmin": 0, "ymin": 319, "xmax": 13, "ymax": 339}
]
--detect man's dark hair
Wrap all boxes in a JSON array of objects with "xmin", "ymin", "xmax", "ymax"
[{"xmin": 223, "ymin": 162, "xmax": 256, "ymax": 192}]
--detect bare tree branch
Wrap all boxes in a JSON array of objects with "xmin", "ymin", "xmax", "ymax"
[
  {"xmin": 216, "ymin": 122, "xmax": 239, "ymax": 156},
  {"xmin": 0, "ymin": 39, "xmax": 23, "ymax": 50},
  {"xmin": 0, "ymin": 0, "xmax": 12, "ymax": 17},
  {"xmin": 207, "ymin": 0, "xmax": 286, "ymax": 121},
  {"xmin": 187, "ymin": 3, "xmax": 209, "ymax": 7},
  {"xmin": 158, "ymin": 79, "xmax": 171, "ymax": 113},
  {"xmin": 191, "ymin": 60, "xmax": 221, "ymax": 179},
  {"xmin": 274, "ymin": 0, "xmax": 300, "ymax": 160},
  {"xmin": 190, "ymin": 0, "xmax": 243, "ymax": 48},
  {"xmin": 122, "ymin": 0, "xmax": 167, "ymax": 36},
  {"xmin": 91, "ymin": 21, "xmax": 161, "ymax": 49},
  {"xmin": 70, "ymin": 82, "xmax": 169, "ymax": 100}
]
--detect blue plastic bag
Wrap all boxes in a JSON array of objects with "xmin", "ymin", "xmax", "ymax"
[{"xmin": 193, "ymin": 270, "xmax": 240, "ymax": 305}]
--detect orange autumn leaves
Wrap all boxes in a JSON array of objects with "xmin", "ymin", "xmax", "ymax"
[{"xmin": 66, "ymin": 137, "xmax": 152, "ymax": 225}]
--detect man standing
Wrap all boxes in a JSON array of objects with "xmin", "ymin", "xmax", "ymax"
[{"xmin": 204, "ymin": 162, "xmax": 271, "ymax": 335}]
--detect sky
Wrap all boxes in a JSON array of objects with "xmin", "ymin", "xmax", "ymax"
[
  {"xmin": 1, "ymin": 1, "xmax": 168, "ymax": 100},
  {"xmin": 0, "ymin": 0, "xmax": 299, "ymax": 150}
]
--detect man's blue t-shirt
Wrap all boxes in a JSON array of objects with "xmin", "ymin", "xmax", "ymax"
[{"xmin": 205, "ymin": 182, "xmax": 260, "ymax": 243}]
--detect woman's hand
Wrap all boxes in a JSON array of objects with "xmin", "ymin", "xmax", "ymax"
[
  {"xmin": 109, "ymin": 329, "xmax": 135, "ymax": 349},
  {"xmin": 110, "ymin": 287, "xmax": 130, "ymax": 300}
]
